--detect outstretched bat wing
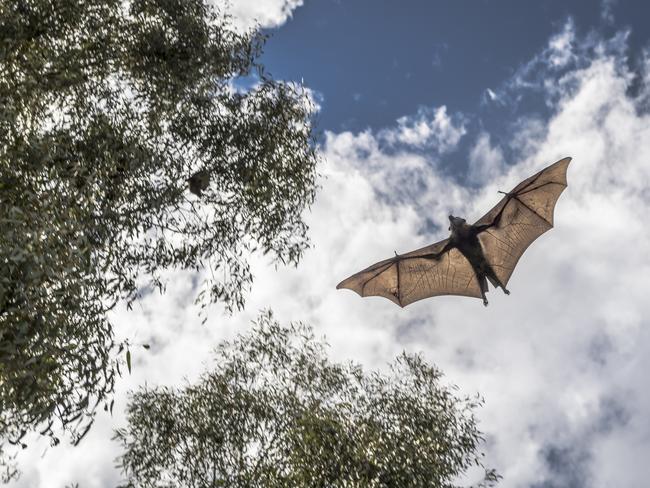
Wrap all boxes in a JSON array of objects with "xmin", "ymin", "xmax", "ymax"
[
  {"xmin": 336, "ymin": 239, "xmax": 482, "ymax": 307},
  {"xmin": 474, "ymin": 157, "xmax": 571, "ymax": 287}
]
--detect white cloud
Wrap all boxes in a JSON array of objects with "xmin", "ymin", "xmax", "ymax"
[
  {"xmin": 482, "ymin": 87, "xmax": 502, "ymax": 105},
  {"xmin": 381, "ymin": 105, "xmax": 467, "ymax": 152},
  {"xmin": 548, "ymin": 18, "xmax": 576, "ymax": 68},
  {"xmin": 213, "ymin": 0, "xmax": 304, "ymax": 32},
  {"xmin": 10, "ymin": 20, "xmax": 650, "ymax": 488},
  {"xmin": 432, "ymin": 42, "xmax": 448, "ymax": 69},
  {"xmin": 487, "ymin": 18, "xmax": 601, "ymax": 108},
  {"xmin": 601, "ymin": 0, "xmax": 617, "ymax": 23},
  {"xmin": 468, "ymin": 132, "xmax": 505, "ymax": 185}
]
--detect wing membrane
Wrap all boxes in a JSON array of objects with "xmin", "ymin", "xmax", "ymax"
[
  {"xmin": 475, "ymin": 157, "xmax": 571, "ymax": 286},
  {"xmin": 336, "ymin": 239, "xmax": 482, "ymax": 307}
]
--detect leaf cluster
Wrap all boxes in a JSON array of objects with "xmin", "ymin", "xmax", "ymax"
[
  {"xmin": 115, "ymin": 312, "xmax": 499, "ymax": 488},
  {"xmin": 0, "ymin": 0, "xmax": 318, "ymax": 476}
]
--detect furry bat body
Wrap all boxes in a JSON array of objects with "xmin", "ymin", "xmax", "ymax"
[{"xmin": 337, "ymin": 157, "xmax": 572, "ymax": 307}]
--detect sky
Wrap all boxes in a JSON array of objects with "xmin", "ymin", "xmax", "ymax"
[{"xmin": 10, "ymin": 1, "xmax": 650, "ymax": 487}]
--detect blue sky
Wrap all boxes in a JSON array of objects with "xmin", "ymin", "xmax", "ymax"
[
  {"xmin": 261, "ymin": 0, "xmax": 650, "ymax": 131},
  {"xmin": 12, "ymin": 2, "xmax": 650, "ymax": 488},
  {"xmin": 261, "ymin": 0, "xmax": 650, "ymax": 180}
]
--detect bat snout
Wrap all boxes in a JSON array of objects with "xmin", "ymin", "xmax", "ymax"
[{"xmin": 448, "ymin": 215, "xmax": 465, "ymax": 225}]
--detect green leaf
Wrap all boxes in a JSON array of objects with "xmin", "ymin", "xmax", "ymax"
[{"xmin": 126, "ymin": 350, "xmax": 131, "ymax": 375}]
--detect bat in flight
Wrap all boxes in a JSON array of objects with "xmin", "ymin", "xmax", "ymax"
[{"xmin": 337, "ymin": 157, "xmax": 572, "ymax": 307}]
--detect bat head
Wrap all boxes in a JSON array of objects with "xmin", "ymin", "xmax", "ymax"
[{"xmin": 448, "ymin": 215, "xmax": 466, "ymax": 231}]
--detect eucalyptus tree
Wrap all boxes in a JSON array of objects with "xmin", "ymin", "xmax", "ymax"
[
  {"xmin": 116, "ymin": 312, "xmax": 499, "ymax": 488},
  {"xmin": 0, "ymin": 0, "xmax": 318, "ymax": 478}
]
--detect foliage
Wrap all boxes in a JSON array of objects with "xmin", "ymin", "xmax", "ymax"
[
  {"xmin": 115, "ymin": 312, "xmax": 499, "ymax": 488},
  {"xmin": 0, "ymin": 0, "xmax": 318, "ymax": 477}
]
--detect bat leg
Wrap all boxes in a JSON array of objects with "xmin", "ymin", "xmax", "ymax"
[
  {"xmin": 497, "ymin": 280, "xmax": 510, "ymax": 295},
  {"xmin": 486, "ymin": 269, "xmax": 510, "ymax": 296},
  {"xmin": 478, "ymin": 274, "xmax": 489, "ymax": 306}
]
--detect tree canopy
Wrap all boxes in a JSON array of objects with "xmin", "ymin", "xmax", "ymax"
[
  {"xmin": 115, "ymin": 312, "xmax": 499, "ymax": 488},
  {"xmin": 0, "ymin": 0, "xmax": 318, "ymax": 477}
]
